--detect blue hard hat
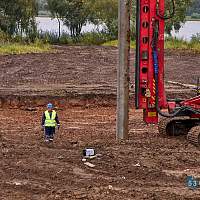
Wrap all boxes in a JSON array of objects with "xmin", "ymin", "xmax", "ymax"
[{"xmin": 47, "ymin": 103, "xmax": 53, "ymax": 109}]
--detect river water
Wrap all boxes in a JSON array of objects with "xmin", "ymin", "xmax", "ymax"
[
  {"xmin": 36, "ymin": 17, "xmax": 103, "ymax": 34},
  {"xmin": 36, "ymin": 17, "xmax": 200, "ymax": 41},
  {"xmin": 171, "ymin": 21, "xmax": 200, "ymax": 41}
]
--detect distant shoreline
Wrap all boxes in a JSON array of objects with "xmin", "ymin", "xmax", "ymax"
[
  {"xmin": 186, "ymin": 16, "xmax": 200, "ymax": 21},
  {"xmin": 37, "ymin": 15, "xmax": 51, "ymax": 18},
  {"xmin": 186, "ymin": 19, "xmax": 200, "ymax": 21}
]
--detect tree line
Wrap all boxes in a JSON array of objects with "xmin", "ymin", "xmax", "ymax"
[
  {"xmin": 46, "ymin": 0, "xmax": 193, "ymax": 37},
  {"xmin": 0, "ymin": 0, "xmax": 194, "ymax": 42},
  {"xmin": 187, "ymin": 0, "xmax": 200, "ymax": 19},
  {"xmin": 0, "ymin": 0, "xmax": 37, "ymax": 41}
]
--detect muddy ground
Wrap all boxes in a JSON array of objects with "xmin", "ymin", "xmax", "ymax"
[
  {"xmin": 0, "ymin": 46, "xmax": 200, "ymax": 200},
  {"xmin": 0, "ymin": 46, "xmax": 199, "ymax": 98}
]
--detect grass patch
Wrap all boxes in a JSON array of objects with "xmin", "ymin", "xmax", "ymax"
[
  {"xmin": 165, "ymin": 37, "xmax": 200, "ymax": 53},
  {"xmin": 165, "ymin": 37, "xmax": 189, "ymax": 49},
  {"xmin": 103, "ymin": 37, "xmax": 200, "ymax": 53},
  {"xmin": 0, "ymin": 42, "xmax": 51, "ymax": 55}
]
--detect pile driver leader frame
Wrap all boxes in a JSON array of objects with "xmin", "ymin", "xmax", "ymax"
[{"xmin": 135, "ymin": 0, "xmax": 167, "ymax": 123}]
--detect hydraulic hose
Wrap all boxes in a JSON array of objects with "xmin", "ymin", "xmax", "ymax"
[
  {"xmin": 156, "ymin": 0, "xmax": 175, "ymax": 20},
  {"xmin": 153, "ymin": 49, "xmax": 181, "ymax": 118},
  {"xmin": 153, "ymin": 49, "xmax": 200, "ymax": 118}
]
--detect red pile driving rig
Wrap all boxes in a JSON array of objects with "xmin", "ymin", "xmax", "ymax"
[{"xmin": 135, "ymin": 0, "xmax": 200, "ymax": 146}]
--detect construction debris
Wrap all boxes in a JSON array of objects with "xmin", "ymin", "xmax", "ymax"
[{"xmin": 84, "ymin": 162, "xmax": 95, "ymax": 168}]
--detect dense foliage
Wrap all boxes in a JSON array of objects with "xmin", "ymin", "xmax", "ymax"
[
  {"xmin": 88, "ymin": 0, "xmax": 118, "ymax": 37},
  {"xmin": 165, "ymin": 0, "xmax": 192, "ymax": 34},
  {"xmin": 47, "ymin": 0, "xmax": 193, "ymax": 38},
  {"xmin": 0, "ymin": 0, "xmax": 198, "ymax": 43},
  {"xmin": 47, "ymin": 0, "xmax": 90, "ymax": 37},
  {"xmin": 187, "ymin": 0, "xmax": 200, "ymax": 16},
  {"xmin": 0, "ymin": 0, "xmax": 37, "ymax": 40}
]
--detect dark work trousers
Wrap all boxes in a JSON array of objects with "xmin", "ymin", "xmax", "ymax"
[{"xmin": 45, "ymin": 127, "xmax": 55, "ymax": 139}]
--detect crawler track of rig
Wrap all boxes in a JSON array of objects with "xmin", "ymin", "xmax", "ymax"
[
  {"xmin": 158, "ymin": 117, "xmax": 189, "ymax": 136},
  {"xmin": 187, "ymin": 126, "xmax": 200, "ymax": 146}
]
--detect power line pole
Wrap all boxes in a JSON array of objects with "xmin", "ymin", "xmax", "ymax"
[{"xmin": 116, "ymin": 0, "xmax": 130, "ymax": 140}]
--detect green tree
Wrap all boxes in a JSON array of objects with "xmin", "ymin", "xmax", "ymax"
[
  {"xmin": 88, "ymin": 0, "xmax": 118, "ymax": 37},
  {"xmin": 164, "ymin": 0, "xmax": 192, "ymax": 34},
  {"xmin": 47, "ymin": 0, "xmax": 90, "ymax": 37},
  {"xmin": 0, "ymin": 0, "xmax": 37, "ymax": 40},
  {"xmin": 16, "ymin": 0, "xmax": 38, "ymax": 40},
  {"xmin": 187, "ymin": 0, "xmax": 200, "ymax": 15},
  {"xmin": 0, "ymin": 1, "xmax": 15, "ymax": 35},
  {"xmin": 47, "ymin": 0, "xmax": 64, "ymax": 38},
  {"xmin": 62, "ymin": 0, "xmax": 90, "ymax": 37}
]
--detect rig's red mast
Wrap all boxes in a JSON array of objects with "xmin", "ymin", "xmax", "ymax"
[{"xmin": 135, "ymin": 0, "xmax": 167, "ymax": 123}]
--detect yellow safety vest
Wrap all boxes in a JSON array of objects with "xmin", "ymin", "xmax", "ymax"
[{"xmin": 45, "ymin": 110, "xmax": 56, "ymax": 127}]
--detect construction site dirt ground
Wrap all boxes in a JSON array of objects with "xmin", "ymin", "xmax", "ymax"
[{"xmin": 0, "ymin": 46, "xmax": 200, "ymax": 200}]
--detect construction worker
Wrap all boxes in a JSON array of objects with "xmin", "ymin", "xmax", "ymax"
[{"xmin": 41, "ymin": 103, "xmax": 60, "ymax": 142}]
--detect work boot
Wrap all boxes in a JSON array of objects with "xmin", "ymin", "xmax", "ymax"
[
  {"xmin": 49, "ymin": 134, "xmax": 54, "ymax": 142},
  {"xmin": 45, "ymin": 138, "xmax": 49, "ymax": 142},
  {"xmin": 45, "ymin": 135, "xmax": 50, "ymax": 142}
]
